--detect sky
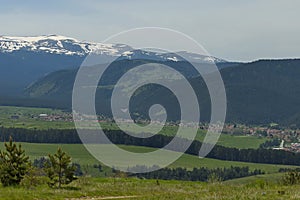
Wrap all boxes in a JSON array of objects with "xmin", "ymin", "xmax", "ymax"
[{"xmin": 0, "ymin": 0, "xmax": 299, "ymax": 61}]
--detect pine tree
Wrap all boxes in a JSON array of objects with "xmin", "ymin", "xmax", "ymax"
[
  {"xmin": 0, "ymin": 137, "xmax": 29, "ymax": 186},
  {"xmin": 45, "ymin": 148, "xmax": 77, "ymax": 188}
]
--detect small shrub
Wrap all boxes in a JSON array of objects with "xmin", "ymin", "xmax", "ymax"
[
  {"xmin": 21, "ymin": 166, "xmax": 46, "ymax": 188},
  {"xmin": 281, "ymin": 171, "xmax": 300, "ymax": 185},
  {"xmin": 207, "ymin": 173, "xmax": 223, "ymax": 183}
]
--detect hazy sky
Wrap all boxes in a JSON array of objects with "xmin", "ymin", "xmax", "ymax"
[{"xmin": 1, "ymin": 0, "xmax": 299, "ymax": 61}]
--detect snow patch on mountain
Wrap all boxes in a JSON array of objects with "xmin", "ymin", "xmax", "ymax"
[
  {"xmin": 0, "ymin": 35, "xmax": 131, "ymax": 56},
  {"xmin": 167, "ymin": 56, "xmax": 179, "ymax": 62},
  {"xmin": 0, "ymin": 35, "xmax": 226, "ymax": 63}
]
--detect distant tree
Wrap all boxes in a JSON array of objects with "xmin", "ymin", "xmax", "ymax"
[
  {"xmin": 33, "ymin": 157, "xmax": 50, "ymax": 169},
  {"xmin": 44, "ymin": 148, "xmax": 77, "ymax": 188},
  {"xmin": 93, "ymin": 163, "xmax": 103, "ymax": 172},
  {"xmin": 73, "ymin": 163, "xmax": 83, "ymax": 176},
  {"xmin": 259, "ymin": 138, "xmax": 281, "ymax": 149},
  {"xmin": 0, "ymin": 137, "xmax": 29, "ymax": 186}
]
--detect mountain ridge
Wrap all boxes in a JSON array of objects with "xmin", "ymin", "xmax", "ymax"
[
  {"xmin": 0, "ymin": 34, "xmax": 229, "ymax": 95},
  {"xmin": 0, "ymin": 34, "xmax": 226, "ymax": 63},
  {"xmin": 24, "ymin": 59, "xmax": 300, "ymax": 126}
]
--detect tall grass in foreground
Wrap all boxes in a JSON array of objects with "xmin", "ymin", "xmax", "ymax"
[{"xmin": 0, "ymin": 177, "xmax": 298, "ymax": 200}]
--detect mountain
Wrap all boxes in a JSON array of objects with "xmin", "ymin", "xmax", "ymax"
[
  {"xmin": 24, "ymin": 59, "xmax": 300, "ymax": 127},
  {"xmin": 116, "ymin": 49, "xmax": 227, "ymax": 63},
  {"xmin": 0, "ymin": 35, "xmax": 226, "ymax": 63},
  {"xmin": 0, "ymin": 35, "xmax": 228, "ymax": 95},
  {"xmin": 0, "ymin": 35, "xmax": 131, "ymax": 56},
  {"xmin": 0, "ymin": 35, "xmax": 130, "ymax": 95}
]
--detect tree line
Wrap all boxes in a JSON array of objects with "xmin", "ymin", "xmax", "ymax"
[{"xmin": 128, "ymin": 166, "xmax": 264, "ymax": 182}]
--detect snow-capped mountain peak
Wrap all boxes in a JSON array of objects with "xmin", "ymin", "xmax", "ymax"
[
  {"xmin": 0, "ymin": 35, "xmax": 226, "ymax": 64},
  {"xmin": 0, "ymin": 34, "xmax": 78, "ymax": 42},
  {"xmin": 0, "ymin": 35, "xmax": 131, "ymax": 56},
  {"xmin": 118, "ymin": 49, "xmax": 226, "ymax": 64}
]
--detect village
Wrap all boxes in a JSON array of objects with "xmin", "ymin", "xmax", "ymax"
[
  {"xmin": 222, "ymin": 123, "xmax": 300, "ymax": 153},
  {"xmin": 11, "ymin": 110, "xmax": 300, "ymax": 153}
]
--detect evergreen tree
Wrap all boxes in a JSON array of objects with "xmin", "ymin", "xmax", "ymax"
[
  {"xmin": 45, "ymin": 148, "xmax": 77, "ymax": 188},
  {"xmin": 0, "ymin": 137, "xmax": 29, "ymax": 186}
]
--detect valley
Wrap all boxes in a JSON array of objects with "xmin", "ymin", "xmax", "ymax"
[
  {"xmin": 2, "ymin": 1, "xmax": 300, "ymax": 199},
  {"xmin": 0, "ymin": 35, "xmax": 300, "ymax": 199}
]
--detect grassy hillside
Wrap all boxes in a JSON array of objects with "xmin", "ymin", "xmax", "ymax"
[
  {"xmin": 224, "ymin": 172, "xmax": 285, "ymax": 185},
  {"xmin": 0, "ymin": 177, "xmax": 299, "ymax": 199}
]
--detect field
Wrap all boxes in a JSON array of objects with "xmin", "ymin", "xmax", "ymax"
[
  {"xmin": 224, "ymin": 173, "xmax": 285, "ymax": 185},
  {"xmin": 0, "ymin": 143, "xmax": 295, "ymax": 175},
  {"xmin": 0, "ymin": 106, "xmax": 267, "ymax": 149},
  {"xmin": 0, "ymin": 177, "xmax": 300, "ymax": 200},
  {"xmin": 0, "ymin": 106, "xmax": 299, "ymax": 199}
]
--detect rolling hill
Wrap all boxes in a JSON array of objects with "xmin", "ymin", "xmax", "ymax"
[{"xmin": 24, "ymin": 59, "xmax": 300, "ymax": 126}]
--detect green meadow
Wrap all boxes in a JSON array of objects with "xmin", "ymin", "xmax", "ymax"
[{"xmin": 0, "ymin": 143, "xmax": 294, "ymax": 175}]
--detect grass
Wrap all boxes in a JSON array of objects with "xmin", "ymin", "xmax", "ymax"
[
  {"xmin": 0, "ymin": 177, "xmax": 300, "ymax": 199},
  {"xmin": 0, "ymin": 143, "xmax": 295, "ymax": 175},
  {"xmin": 0, "ymin": 106, "xmax": 268, "ymax": 149},
  {"xmin": 224, "ymin": 173, "xmax": 285, "ymax": 185}
]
